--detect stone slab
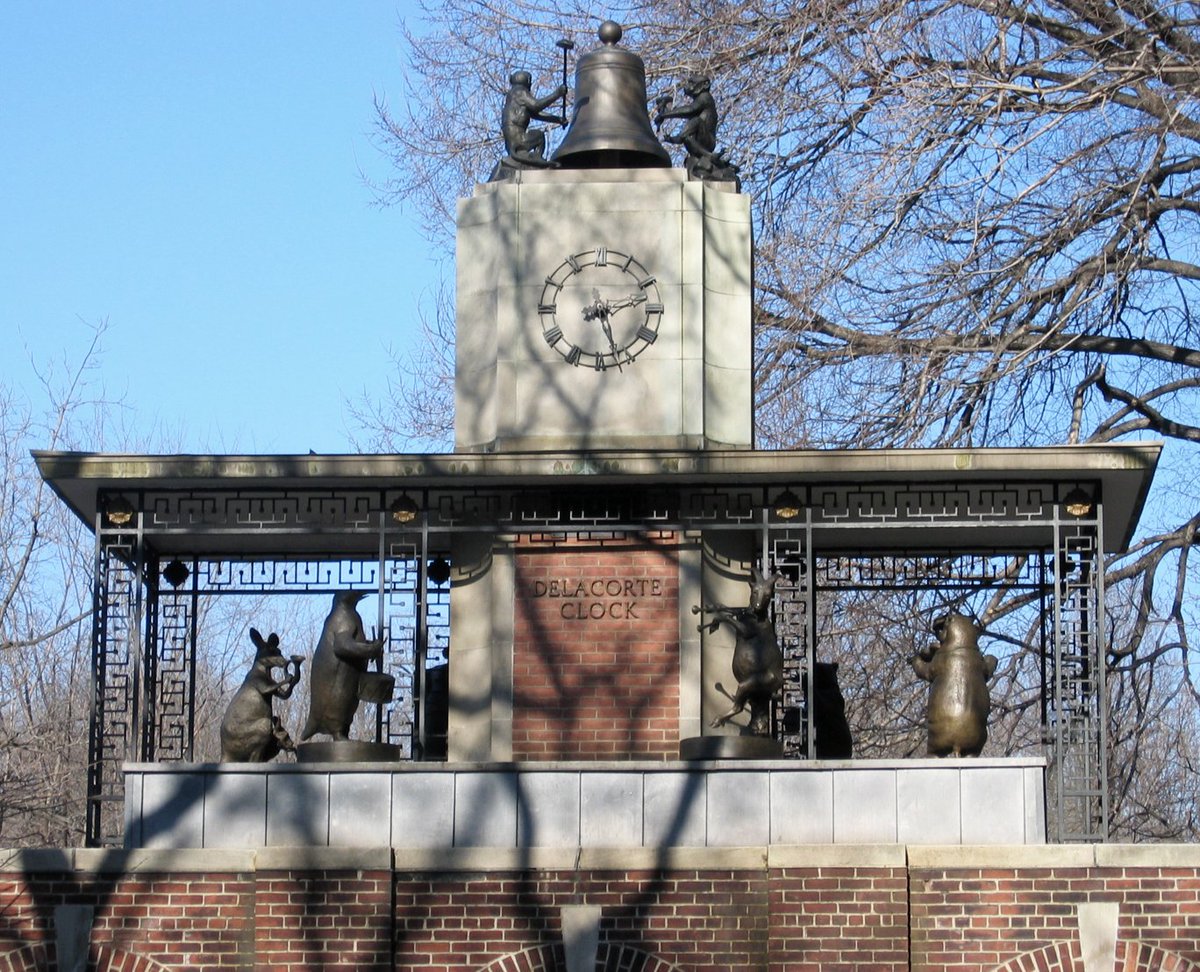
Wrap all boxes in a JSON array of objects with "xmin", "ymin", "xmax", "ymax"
[
  {"xmin": 896, "ymin": 768, "xmax": 961, "ymax": 845},
  {"xmin": 707, "ymin": 771, "xmax": 769, "ymax": 846},
  {"xmin": 518, "ymin": 772, "xmax": 581, "ymax": 847},
  {"xmin": 203, "ymin": 773, "xmax": 267, "ymax": 848},
  {"xmin": 392, "ymin": 773, "xmax": 456, "ymax": 848},
  {"xmin": 266, "ymin": 772, "xmax": 329, "ymax": 846},
  {"xmin": 833, "ymin": 769, "xmax": 898, "ymax": 843},
  {"xmin": 580, "ymin": 773, "xmax": 643, "ymax": 847},
  {"xmin": 643, "ymin": 771, "xmax": 708, "ymax": 847},
  {"xmin": 329, "ymin": 772, "xmax": 393, "ymax": 846},
  {"xmin": 770, "ymin": 770, "xmax": 834, "ymax": 844},
  {"xmin": 455, "ymin": 772, "xmax": 519, "ymax": 846},
  {"xmin": 139, "ymin": 772, "xmax": 204, "ymax": 849}
]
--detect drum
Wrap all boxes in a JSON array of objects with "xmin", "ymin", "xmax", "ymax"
[{"xmin": 357, "ymin": 670, "xmax": 396, "ymax": 704}]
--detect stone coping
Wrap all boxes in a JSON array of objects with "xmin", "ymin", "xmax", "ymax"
[
  {"xmin": 35, "ymin": 444, "xmax": 1160, "ymax": 488},
  {"xmin": 123, "ymin": 757, "xmax": 1047, "ymax": 775},
  {"xmin": 3, "ymin": 843, "xmax": 1196, "ymax": 874}
]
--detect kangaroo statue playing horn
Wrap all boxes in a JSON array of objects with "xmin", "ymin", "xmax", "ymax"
[{"xmin": 220, "ymin": 628, "xmax": 304, "ymax": 762}]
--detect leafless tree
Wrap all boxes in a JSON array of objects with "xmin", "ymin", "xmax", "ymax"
[
  {"xmin": 374, "ymin": 0, "xmax": 1200, "ymax": 837},
  {"xmin": 0, "ymin": 328, "xmax": 300, "ymax": 843},
  {"xmin": 347, "ymin": 289, "xmax": 456, "ymax": 452},
  {"xmin": 0, "ymin": 326, "xmax": 113, "ymax": 844}
]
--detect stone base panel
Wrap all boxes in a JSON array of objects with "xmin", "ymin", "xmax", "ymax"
[{"xmin": 122, "ymin": 758, "xmax": 1046, "ymax": 850}]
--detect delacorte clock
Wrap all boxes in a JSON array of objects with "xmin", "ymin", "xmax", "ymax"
[{"xmin": 539, "ymin": 247, "xmax": 664, "ymax": 371}]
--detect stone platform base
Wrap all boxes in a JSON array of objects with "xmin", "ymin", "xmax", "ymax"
[{"xmin": 123, "ymin": 757, "xmax": 1045, "ymax": 849}]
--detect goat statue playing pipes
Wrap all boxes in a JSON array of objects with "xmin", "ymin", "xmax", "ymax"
[{"xmin": 693, "ymin": 565, "xmax": 786, "ymax": 736}]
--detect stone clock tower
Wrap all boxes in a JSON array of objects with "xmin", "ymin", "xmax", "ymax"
[
  {"xmin": 447, "ymin": 22, "xmax": 758, "ymax": 762},
  {"xmin": 455, "ymin": 24, "xmax": 753, "ymax": 451}
]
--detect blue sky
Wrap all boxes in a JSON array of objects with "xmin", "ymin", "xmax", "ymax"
[{"xmin": 1, "ymin": 2, "xmax": 439, "ymax": 454}]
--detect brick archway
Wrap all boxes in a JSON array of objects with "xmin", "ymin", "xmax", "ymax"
[
  {"xmin": 478, "ymin": 942, "xmax": 685, "ymax": 972},
  {"xmin": 991, "ymin": 940, "xmax": 1200, "ymax": 972},
  {"xmin": 0, "ymin": 944, "xmax": 47, "ymax": 972},
  {"xmin": 91, "ymin": 946, "xmax": 174, "ymax": 971},
  {"xmin": 0, "ymin": 942, "xmax": 174, "ymax": 972}
]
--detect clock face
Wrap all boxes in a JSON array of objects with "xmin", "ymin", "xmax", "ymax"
[{"xmin": 539, "ymin": 247, "xmax": 664, "ymax": 371}]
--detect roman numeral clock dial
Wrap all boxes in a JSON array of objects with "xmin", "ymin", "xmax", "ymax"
[{"xmin": 539, "ymin": 247, "xmax": 664, "ymax": 371}]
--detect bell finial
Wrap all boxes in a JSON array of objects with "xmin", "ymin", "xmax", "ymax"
[
  {"xmin": 597, "ymin": 20, "xmax": 622, "ymax": 45},
  {"xmin": 551, "ymin": 21, "xmax": 670, "ymax": 169}
]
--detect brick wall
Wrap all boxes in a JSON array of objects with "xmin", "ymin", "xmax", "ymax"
[
  {"xmin": 512, "ymin": 534, "xmax": 681, "ymax": 760},
  {"xmin": 256, "ymin": 868, "xmax": 392, "ymax": 971},
  {"xmin": 394, "ymin": 868, "xmax": 776, "ymax": 970},
  {"xmin": 2, "ymin": 846, "xmax": 1199, "ymax": 970},
  {"xmin": 909, "ymin": 850, "xmax": 1200, "ymax": 972},
  {"xmin": 770, "ymin": 865, "xmax": 909, "ymax": 970},
  {"xmin": 0, "ymin": 859, "xmax": 254, "ymax": 970}
]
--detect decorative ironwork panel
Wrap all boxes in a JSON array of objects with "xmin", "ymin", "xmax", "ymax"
[
  {"xmin": 815, "ymin": 552, "xmax": 1048, "ymax": 591},
  {"xmin": 1048, "ymin": 520, "xmax": 1107, "ymax": 842},
  {"xmin": 421, "ymin": 567, "xmax": 451, "ymax": 760},
  {"xmin": 89, "ymin": 528, "xmax": 143, "ymax": 847},
  {"xmin": 379, "ymin": 542, "xmax": 420, "ymax": 757},
  {"xmin": 148, "ymin": 574, "xmax": 196, "ymax": 762},
  {"xmin": 806, "ymin": 483, "xmax": 1054, "ymax": 527},
  {"xmin": 372, "ymin": 537, "xmax": 453, "ymax": 759},
  {"xmin": 681, "ymin": 487, "xmax": 761, "ymax": 523},
  {"xmin": 522, "ymin": 528, "xmax": 677, "ymax": 545},
  {"xmin": 194, "ymin": 558, "xmax": 384, "ymax": 594},
  {"xmin": 431, "ymin": 487, "xmax": 686, "ymax": 530},
  {"xmin": 770, "ymin": 530, "xmax": 813, "ymax": 757},
  {"xmin": 144, "ymin": 489, "xmax": 382, "ymax": 533},
  {"xmin": 428, "ymin": 489, "xmax": 508, "ymax": 526}
]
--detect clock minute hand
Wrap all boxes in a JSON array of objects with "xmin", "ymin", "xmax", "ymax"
[
  {"xmin": 582, "ymin": 290, "xmax": 624, "ymax": 371},
  {"xmin": 606, "ymin": 291, "xmax": 647, "ymax": 313},
  {"xmin": 599, "ymin": 317, "xmax": 624, "ymax": 372}
]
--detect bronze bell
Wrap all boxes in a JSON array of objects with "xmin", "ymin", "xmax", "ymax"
[{"xmin": 552, "ymin": 21, "xmax": 671, "ymax": 169}]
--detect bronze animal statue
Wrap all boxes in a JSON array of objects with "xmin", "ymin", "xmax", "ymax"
[
  {"xmin": 694, "ymin": 566, "xmax": 786, "ymax": 736},
  {"xmin": 499, "ymin": 69, "xmax": 566, "ymax": 170},
  {"xmin": 655, "ymin": 73, "xmax": 740, "ymax": 185},
  {"xmin": 812, "ymin": 661, "xmax": 854, "ymax": 759},
  {"xmin": 910, "ymin": 612, "xmax": 998, "ymax": 757},
  {"xmin": 300, "ymin": 591, "xmax": 390, "ymax": 742},
  {"xmin": 219, "ymin": 628, "xmax": 304, "ymax": 762}
]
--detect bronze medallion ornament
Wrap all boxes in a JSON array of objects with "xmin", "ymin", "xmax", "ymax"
[{"xmin": 539, "ymin": 247, "xmax": 664, "ymax": 371}]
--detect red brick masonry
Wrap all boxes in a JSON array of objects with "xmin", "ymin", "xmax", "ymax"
[
  {"xmin": 513, "ymin": 535, "xmax": 681, "ymax": 761},
  {"xmin": 1, "ymin": 845, "xmax": 1198, "ymax": 971}
]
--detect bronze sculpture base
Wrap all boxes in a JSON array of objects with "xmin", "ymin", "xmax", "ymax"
[
  {"xmin": 295, "ymin": 741, "xmax": 403, "ymax": 764},
  {"xmin": 679, "ymin": 735, "xmax": 783, "ymax": 760}
]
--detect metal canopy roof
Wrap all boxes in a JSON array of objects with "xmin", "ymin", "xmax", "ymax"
[{"xmin": 34, "ymin": 443, "xmax": 1161, "ymax": 557}]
